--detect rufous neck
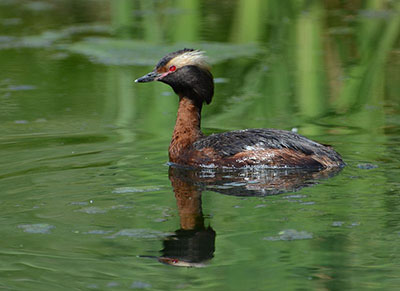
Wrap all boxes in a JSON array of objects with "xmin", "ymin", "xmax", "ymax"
[
  {"xmin": 173, "ymin": 97, "xmax": 202, "ymax": 142},
  {"xmin": 169, "ymin": 97, "xmax": 203, "ymax": 162}
]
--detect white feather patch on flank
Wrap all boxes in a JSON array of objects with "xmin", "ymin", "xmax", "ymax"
[{"xmin": 167, "ymin": 50, "xmax": 210, "ymax": 70}]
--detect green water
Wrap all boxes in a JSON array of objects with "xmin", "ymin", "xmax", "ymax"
[{"xmin": 1, "ymin": 0, "xmax": 400, "ymax": 290}]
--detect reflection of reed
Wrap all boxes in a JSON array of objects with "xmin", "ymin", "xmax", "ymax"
[{"xmin": 103, "ymin": 1, "xmax": 400, "ymax": 157}]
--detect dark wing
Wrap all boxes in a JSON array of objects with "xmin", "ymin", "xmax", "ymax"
[{"xmin": 193, "ymin": 128, "xmax": 342, "ymax": 162}]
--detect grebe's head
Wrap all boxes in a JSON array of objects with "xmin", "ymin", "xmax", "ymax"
[{"xmin": 135, "ymin": 49, "xmax": 214, "ymax": 106}]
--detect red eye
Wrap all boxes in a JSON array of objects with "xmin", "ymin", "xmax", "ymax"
[{"xmin": 169, "ymin": 65, "xmax": 176, "ymax": 72}]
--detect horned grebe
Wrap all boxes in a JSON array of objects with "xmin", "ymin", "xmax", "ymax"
[{"xmin": 135, "ymin": 49, "xmax": 344, "ymax": 169}]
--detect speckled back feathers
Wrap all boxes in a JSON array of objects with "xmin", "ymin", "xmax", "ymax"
[{"xmin": 193, "ymin": 128, "xmax": 344, "ymax": 168}]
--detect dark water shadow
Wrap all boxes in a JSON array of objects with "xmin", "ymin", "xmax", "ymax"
[{"xmin": 150, "ymin": 166, "xmax": 342, "ymax": 267}]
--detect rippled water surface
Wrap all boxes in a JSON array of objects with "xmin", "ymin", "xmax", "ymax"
[{"xmin": 1, "ymin": 1, "xmax": 400, "ymax": 290}]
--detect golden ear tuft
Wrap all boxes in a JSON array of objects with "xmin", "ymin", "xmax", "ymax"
[{"xmin": 168, "ymin": 50, "xmax": 210, "ymax": 70}]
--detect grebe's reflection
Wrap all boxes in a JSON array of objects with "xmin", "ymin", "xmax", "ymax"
[
  {"xmin": 157, "ymin": 166, "xmax": 341, "ymax": 267},
  {"xmin": 158, "ymin": 167, "xmax": 216, "ymax": 267},
  {"xmin": 169, "ymin": 165, "xmax": 342, "ymax": 197}
]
